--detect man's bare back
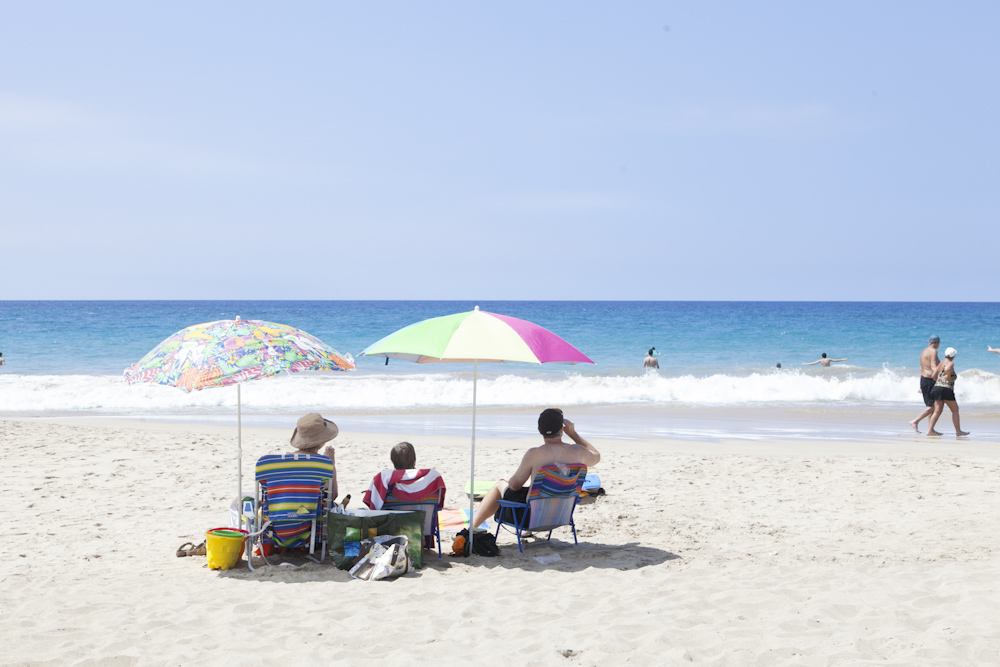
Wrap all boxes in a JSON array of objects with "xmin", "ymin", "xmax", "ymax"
[
  {"xmin": 919, "ymin": 344, "xmax": 940, "ymax": 378},
  {"xmin": 507, "ymin": 428, "xmax": 600, "ymax": 492},
  {"xmin": 469, "ymin": 413, "xmax": 600, "ymax": 530}
]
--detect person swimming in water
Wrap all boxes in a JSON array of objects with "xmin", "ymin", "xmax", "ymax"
[
  {"xmin": 642, "ymin": 348, "xmax": 659, "ymax": 369},
  {"xmin": 803, "ymin": 353, "xmax": 847, "ymax": 367}
]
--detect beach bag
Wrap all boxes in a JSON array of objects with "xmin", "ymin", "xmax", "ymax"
[
  {"xmin": 349, "ymin": 536, "xmax": 412, "ymax": 581},
  {"xmin": 451, "ymin": 529, "xmax": 500, "ymax": 557},
  {"xmin": 327, "ymin": 511, "xmax": 424, "ymax": 570}
]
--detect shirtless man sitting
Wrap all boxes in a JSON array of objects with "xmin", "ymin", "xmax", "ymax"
[
  {"xmin": 910, "ymin": 336, "xmax": 941, "ymax": 433},
  {"xmin": 469, "ymin": 408, "xmax": 601, "ymax": 531}
]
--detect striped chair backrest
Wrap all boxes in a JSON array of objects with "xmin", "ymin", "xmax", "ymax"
[
  {"xmin": 255, "ymin": 453, "xmax": 334, "ymax": 548},
  {"xmin": 526, "ymin": 464, "xmax": 587, "ymax": 532},
  {"xmin": 384, "ymin": 489, "xmax": 443, "ymax": 536}
]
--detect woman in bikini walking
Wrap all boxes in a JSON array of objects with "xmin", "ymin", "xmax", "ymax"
[{"xmin": 927, "ymin": 347, "xmax": 970, "ymax": 437}]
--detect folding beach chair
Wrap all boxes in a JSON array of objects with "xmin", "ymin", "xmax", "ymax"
[
  {"xmin": 364, "ymin": 468, "xmax": 447, "ymax": 558},
  {"xmin": 251, "ymin": 453, "xmax": 335, "ymax": 565},
  {"xmin": 383, "ymin": 487, "xmax": 445, "ymax": 558},
  {"xmin": 494, "ymin": 464, "xmax": 587, "ymax": 553}
]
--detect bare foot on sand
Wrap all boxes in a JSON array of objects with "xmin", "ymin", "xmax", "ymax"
[
  {"xmin": 957, "ymin": 430, "xmax": 970, "ymax": 437},
  {"xmin": 909, "ymin": 420, "xmax": 920, "ymax": 433},
  {"xmin": 927, "ymin": 429, "xmax": 943, "ymax": 437}
]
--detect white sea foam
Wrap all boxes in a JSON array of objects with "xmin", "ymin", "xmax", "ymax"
[{"xmin": 3, "ymin": 368, "xmax": 1000, "ymax": 415}]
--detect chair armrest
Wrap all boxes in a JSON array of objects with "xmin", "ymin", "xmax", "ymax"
[{"xmin": 496, "ymin": 499, "xmax": 528, "ymax": 508}]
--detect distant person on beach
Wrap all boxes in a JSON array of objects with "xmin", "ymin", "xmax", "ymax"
[
  {"xmin": 910, "ymin": 335, "xmax": 941, "ymax": 433},
  {"xmin": 643, "ymin": 348, "xmax": 659, "ymax": 369},
  {"xmin": 803, "ymin": 353, "xmax": 847, "ymax": 367},
  {"xmin": 927, "ymin": 347, "xmax": 969, "ymax": 437},
  {"xmin": 776, "ymin": 362, "xmax": 782, "ymax": 369},
  {"xmin": 466, "ymin": 408, "xmax": 601, "ymax": 535},
  {"xmin": 0, "ymin": 352, "xmax": 5, "ymax": 366}
]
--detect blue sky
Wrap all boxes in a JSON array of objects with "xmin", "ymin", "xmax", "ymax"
[{"xmin": 2, "ymin": 3, "xmax": 998, "ymax": 300}]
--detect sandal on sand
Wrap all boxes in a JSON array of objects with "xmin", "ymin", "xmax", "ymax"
[{"xmin": 176, "ymin": 541, "xmax": 207, "ymax": 557}]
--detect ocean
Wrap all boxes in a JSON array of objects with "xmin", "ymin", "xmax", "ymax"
[{"xmin": 3, "ymin": 301, "xmax": 1000, "ymax": 440}]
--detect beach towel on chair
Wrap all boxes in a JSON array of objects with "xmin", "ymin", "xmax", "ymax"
[{"xmin": 363, "ymin": 469, "xmax": 447, "ymax": 510}]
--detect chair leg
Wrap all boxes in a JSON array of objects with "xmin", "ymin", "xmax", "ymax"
[{"xmin": 547, "ymin": 531, "xmax": 552, "ymax": 542}]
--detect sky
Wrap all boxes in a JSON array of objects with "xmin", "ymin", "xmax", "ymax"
[{"xmin": 2, "ymin": 2, "xmax": 998, "ymax": 301}]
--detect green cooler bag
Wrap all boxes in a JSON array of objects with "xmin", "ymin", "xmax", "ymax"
[{"xmin": 327, "ymin": 510, "xmax": 426, "ymax": 570}]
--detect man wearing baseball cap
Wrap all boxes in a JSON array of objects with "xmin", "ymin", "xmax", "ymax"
[
  {"xmin": 467, "ymin": 408, "xmax": 601, "ymax": 535},
  {"xmin": 910, "ymin": 336, "xmax": 941, "ymax": 433}
]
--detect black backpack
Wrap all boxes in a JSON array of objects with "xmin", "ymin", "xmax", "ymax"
[{"xmin": 454, "ymin": 529, "xmax": 500, "ymax": 557}]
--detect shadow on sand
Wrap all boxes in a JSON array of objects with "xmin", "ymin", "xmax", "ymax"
[{"xmin": 217, "ymin": 537, "xmax": 679, "ymax": 582}]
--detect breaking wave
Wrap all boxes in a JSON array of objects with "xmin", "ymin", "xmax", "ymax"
[{"xmin": 3, "ymin": 367, "xmax": 1000, "ymax": 415}]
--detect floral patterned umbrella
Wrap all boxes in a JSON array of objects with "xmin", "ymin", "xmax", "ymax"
[
  {"xmin": 123, "ymin": 317, "xmax": 354, "ymax": 391},
  {"xmin": 124, "ymin": 317, "xmax": 355, "ymax": 503}
]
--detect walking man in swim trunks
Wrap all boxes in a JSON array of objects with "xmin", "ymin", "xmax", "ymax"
[
  {"xmin": 467, "ymin": 408, "xmax": 601, "ymax": 533},
  {"xmin": 909, "ymin": 335, "xmax": 940, "ymax": 433}
]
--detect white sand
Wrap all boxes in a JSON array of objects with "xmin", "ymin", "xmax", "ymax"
[{"xmin": 2, "ymin": 417, "xmax": 1000, "ymax": 665}]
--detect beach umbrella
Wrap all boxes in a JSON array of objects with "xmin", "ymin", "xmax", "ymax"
[
  {"xmin": 123, "ymin": 317, "xmax": 355, "ymax": 501},
  {"xmin": 360, "ymin": 306, "xmax": 593, "ymax": 551}
]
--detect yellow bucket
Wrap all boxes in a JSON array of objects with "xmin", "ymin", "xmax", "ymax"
[{"xmin": 206, "ymin": 528, "xmax": 247, "ymax": 570}]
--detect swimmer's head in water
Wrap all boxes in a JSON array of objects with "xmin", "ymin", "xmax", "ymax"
[
  {"xmin": 822, "ymin": 353, "xmax": 827, "ymax": 359},
  {"xmin": 648, "ymin": 348, "xmax": 655, "ymax": 356}
]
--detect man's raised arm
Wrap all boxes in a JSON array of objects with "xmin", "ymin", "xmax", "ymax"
[{"xmin": 563, "ymin": 419, "xmax": 600, "ymax": 466}]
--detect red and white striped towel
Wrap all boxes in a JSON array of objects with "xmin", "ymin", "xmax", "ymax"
[{"xmin": 363, "ymin": 469, "xmax": 447, "ymax": 510}]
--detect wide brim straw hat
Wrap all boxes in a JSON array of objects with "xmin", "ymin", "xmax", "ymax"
[{"xmin": 290, "ymin": 413, "xmax": 339, "ymax": 449}]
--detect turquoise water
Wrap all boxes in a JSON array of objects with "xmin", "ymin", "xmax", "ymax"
[
  {"xmin": 2, "ymin": 301, "xmax": 1000, "ymax": 421},
  {"xmin": 3, "ymin": 300, "xmax": 1000, "ymax": 375}
]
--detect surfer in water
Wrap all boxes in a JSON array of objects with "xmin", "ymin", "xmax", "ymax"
[
  {"xmin": 643, "ymin": 348, "xmax": 659, "ymax": 369},
  {"xmin": 803, "ymin": 353, "xmax": 847, "ymax": 367}
]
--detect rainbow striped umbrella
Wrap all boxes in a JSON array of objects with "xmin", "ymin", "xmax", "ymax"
[
  {"xmin": 361, "ymin": 306, "xmax": 593, "ymax": 547},
  {"xmin": 124, "ymin": 317, "xmax": 355, "ymax": 502}
]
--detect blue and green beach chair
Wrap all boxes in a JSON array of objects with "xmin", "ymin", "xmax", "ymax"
[{"xmin": 494, "ymin": 464, "xmax": 587, "ymax": 553}]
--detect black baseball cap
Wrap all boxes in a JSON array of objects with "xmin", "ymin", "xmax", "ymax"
[{"xmin": 538, "ymin": 408, "xmax": 564, "ymax": 436}]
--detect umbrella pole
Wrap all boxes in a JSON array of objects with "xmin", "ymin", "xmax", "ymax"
[
  {"xmin": 469, "ymin": 360, "xmax": 477, "ymax": 555},
  {"xmin": 237, "ymin": 384, "xmax": 243, "ymax": 508}
]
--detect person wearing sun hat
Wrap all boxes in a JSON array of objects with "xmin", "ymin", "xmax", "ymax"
[
  {"xmin": 927, "ymin": 348, "xmax": 970, "ymax": 437},
  {"xmin": 288, "ymin": 413, "xmax": 340, "ymax": 498}
]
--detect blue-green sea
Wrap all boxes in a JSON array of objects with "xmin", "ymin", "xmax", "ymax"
[{"xmin": 2, "ymin": 301, "xmax": 999, "ymax": 439}]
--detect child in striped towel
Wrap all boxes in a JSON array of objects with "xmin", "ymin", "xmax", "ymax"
[{"xmin": 363, "ymin": 442, "xmax": 447, "ymax": 510}]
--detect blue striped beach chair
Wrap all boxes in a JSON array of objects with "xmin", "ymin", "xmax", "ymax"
[
  {"xmin": 383, "ymin": 487, "xmax": 445, "ymax": 558},
  {"xmin": 494, "ymin": 464, "xmax": 587, "ymax": 553},
  {"xmin": 253, "ymin": 453, "xmax": 335, "ymax": 563}
]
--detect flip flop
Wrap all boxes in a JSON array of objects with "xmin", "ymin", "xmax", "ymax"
[{"xmin": 176, "ymin": 542, "xmax": 194, "ymax": 557}]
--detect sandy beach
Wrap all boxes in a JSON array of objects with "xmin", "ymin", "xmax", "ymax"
[{"xmin": 3, "ymin": 416, "xmax": 1000, "ymax": 666}]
